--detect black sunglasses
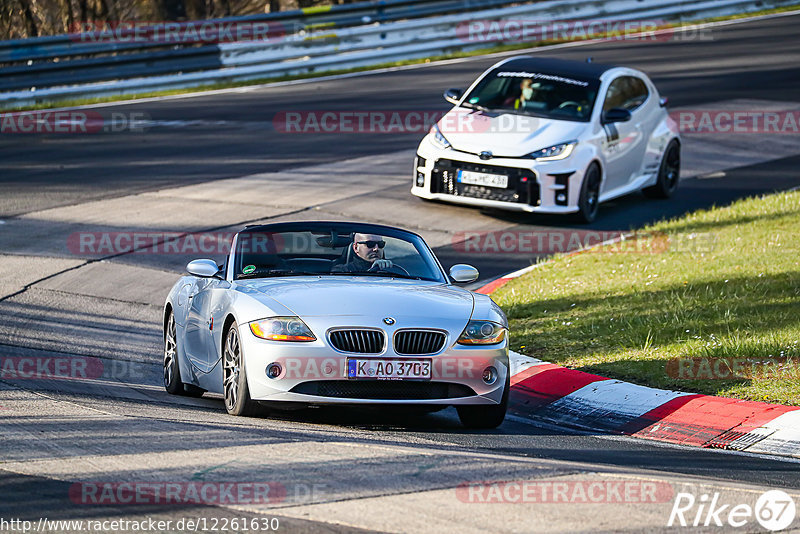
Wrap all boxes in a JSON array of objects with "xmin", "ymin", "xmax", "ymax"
[{"xmin": 356, "ymin": 240, "xmax": 386, "ymax": 249}]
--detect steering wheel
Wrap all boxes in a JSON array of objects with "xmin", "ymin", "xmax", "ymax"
[
  {"xmin": 373, "ymin": 263, "xmax": 411, "ymax": 277},
  {"xmin": 557, "ymin": 101, "xmax": 581, "ymax": 110}
]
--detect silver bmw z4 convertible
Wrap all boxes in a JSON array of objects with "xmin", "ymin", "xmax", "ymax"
[{"xmin": 163, "ymin": 221, "xmax": 509, "ymax": 428}]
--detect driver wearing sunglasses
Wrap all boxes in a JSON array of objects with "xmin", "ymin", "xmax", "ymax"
[{"xmin": 331, "ymin": 233, "xmax": 398, "ymax": 273}]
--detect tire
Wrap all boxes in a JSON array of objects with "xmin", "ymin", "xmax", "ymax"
[
  {"xmin": 456, "ymin": 372, "xmax": 509, "ymax": 429},
  {"xmin": 643, "ymin": 139, "xmax": 680, "ymax": 199},
  {"xmin": 576, "ymin": 163, "xmax": 601, "ymax": 224},
  {"xmin": 163, "ymin": 310, "xmax": 205, "ymax": 397},
  {"xmin": 222, "ymin": 321, "xmax": 262, "ymax": 417}
]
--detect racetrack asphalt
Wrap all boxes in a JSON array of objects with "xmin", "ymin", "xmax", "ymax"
[{"xmin": 1, "ymin": 11, "xmax": 800, "ymax": 533}]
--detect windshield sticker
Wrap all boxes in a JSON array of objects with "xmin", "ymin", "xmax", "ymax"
[
  {"xmin": 242, "ymin": 264, "xmax": 256, "ymax": 274},
  {"xmin": 496, "ymin": 71, "xmax": 589, "ymax": 87},
  {"xmin": 469, "ymin": 97, "xmax": 480, "ymax": 103}
]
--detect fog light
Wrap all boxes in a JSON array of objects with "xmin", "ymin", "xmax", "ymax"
[
  {"xmin": 557, "ymin": 193, "xmax": 566, "ymax": 202},
  {"xmin": 416, "ymin": 172, "xmax": 425, "ymax": 187},
  {"xmin": 266, "ymin": 363, "xmax": 282, "ymax": 379},
  {"xmin": 482, "ymin": 366, "xmax": 498, "ymax": 385}
]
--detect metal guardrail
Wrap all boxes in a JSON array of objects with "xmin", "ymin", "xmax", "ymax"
[{"xmin": 0, "ymin": 0, "xmax": 797, "ymax": 108}]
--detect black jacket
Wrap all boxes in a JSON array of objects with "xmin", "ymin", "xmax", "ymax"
[{"xmin": 331, "ymin": 255, "xmax": 373, "ymax": 273}]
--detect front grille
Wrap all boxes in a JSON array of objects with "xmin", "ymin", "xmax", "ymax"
[
  {"xmin": 394, "ymin": 330, "xmax": 446, "ymax": 355},
  {"xmin": 431, "ymin": 159, "xmax": 540, "ymax": 206},
  {"xmin": 329, "ymin": 329, "xmax": 384, "ymax": 354},
  {"xmin": 290, "ymin": 380, "xmax": 476, "ymax": 400}
]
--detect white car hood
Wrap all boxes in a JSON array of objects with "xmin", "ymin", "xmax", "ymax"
[
  {"xmin": 439, "ymin": 107, "xmax": 586, "ymax": 158},
  {"xmin": 241, "ymin": 277, "xmax": 474, "ymax": 321}
]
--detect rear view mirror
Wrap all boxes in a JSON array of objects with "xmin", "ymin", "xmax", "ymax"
[
  {"xmin": 450, "ymin": 264, "xmax": 479, "ymax": 283},
  {"xmin": 186, "ymin": 259, "xmax": 220, "ymax": 278},
  {"xmin": 602, "ymin": 108, "xmax": 632, "ymax": 124},
  {"xmin": 444, "ymin": 88, "xmax": 463, "ymax": 105}
]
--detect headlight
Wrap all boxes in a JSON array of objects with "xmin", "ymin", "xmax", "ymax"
[
  {"xmin": 457, "ymin": 320, "xmax": 506, "ymax": 345},
  {"xmin": 527, "ymin": 141, "xmax": 577, "ymax": 161},
  {"xmin": 250, "ymin": 317, "xmax": 315, "ymax": 342},
  {"xmin": 429, "ymin": 123, "xmax": 451, "ymax": 149}
]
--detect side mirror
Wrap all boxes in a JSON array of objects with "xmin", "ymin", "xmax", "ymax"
[
  {"xmin": 602, "ymin": 108, "xmax": 632, "ymax": 124},
  {"xmin": 186, "ymin": 259, "xmax": 220, "ymax": 278},
  {"xmin": 443, "ymin": 88, "xmax": 463, "ymax": 105},
  {"xmin": 449, "ymin": 264, "xmax": 479, "ymax": 283}
]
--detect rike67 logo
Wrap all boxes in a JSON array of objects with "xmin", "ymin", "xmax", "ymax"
[{"xmin": 668, "ymin": 489, "xmax": 796, "ymax": 531}]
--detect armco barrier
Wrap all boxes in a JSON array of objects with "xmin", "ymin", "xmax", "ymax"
[{"xmin": 0, "ymin": 0, "xmax": 798, "ymax": 108}]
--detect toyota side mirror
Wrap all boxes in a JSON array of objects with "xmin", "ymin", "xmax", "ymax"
[
  {"xmin": 602, "ymin": 108, "xmax": 632, "ymax": 124},
  {"xmin": 444, "ymin": 88, "xmax": 463, "ymax": 105}
]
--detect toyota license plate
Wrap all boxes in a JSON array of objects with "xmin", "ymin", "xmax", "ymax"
[
  {"xmin": 457, "ymin": 169, "xmax": 509, "ymax": 188},
  {"xmin": 348, "ymin": 359, "xmax": 432, "ymax": 380}
]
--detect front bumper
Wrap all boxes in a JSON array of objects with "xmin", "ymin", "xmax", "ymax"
[
  {"xmin": 240, "ymin": 324, "xmax": 509, "ymax": 406},
  {"xmin": 411, "ymin": 135, "xmax": 585, "ymax": 214}
]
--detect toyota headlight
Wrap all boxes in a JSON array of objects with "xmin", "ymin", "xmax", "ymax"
[
  {"xmin": 457, "ymin": 320, "xmax": 507, "ymax": 345},
  {"xmin": 429, "ymin": 123, "xmax": 452, "ymax": 149},
  {"xmin": 527, "ymin": 141, "xmax": 577, "ymax": 161},
  {"xmin": 250, "ymin": 317, "xmax": 315, "ymax": 342}
]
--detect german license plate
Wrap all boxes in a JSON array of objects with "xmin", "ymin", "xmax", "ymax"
[
  {"xmin": 347, "ymin": 359, "xmax": 432, "ymax": 380},
  {"xmin": 457, "ymin": 169, "xmax": 508, "ymax": 188}
]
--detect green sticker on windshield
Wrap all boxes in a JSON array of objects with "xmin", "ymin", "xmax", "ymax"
[
  {"xmin": 469, "ymin": 97, "xmax": 479, "ymax": 103},
  {"xmin": 243, "ymin": 265, "xmax": 256, "ymax": 274}
]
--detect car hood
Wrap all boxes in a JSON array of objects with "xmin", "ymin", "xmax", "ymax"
[
  {"xmin": 439, "ymin": 107, "xmax": 586, "ymax": 158},
  {"xmin": 240, "ymin": 277, "xmax": 475, "ymax": 323}
]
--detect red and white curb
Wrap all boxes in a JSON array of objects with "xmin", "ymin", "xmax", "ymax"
[
  {"xmin": 508, "ymin": 353, "xmax": 800, "ymax": 458},
  {"xmin": 492, "ymin": 269, "xmax": 800, "ymax": 458}
]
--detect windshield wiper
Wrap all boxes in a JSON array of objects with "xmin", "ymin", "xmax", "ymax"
[
  {"xmin": 459, "ymin": 102, "xmax": 491, "ymax": 112},
  {"xmin": 328, "ymin": 271, "xmax": 425, "ymax": 281},
  {"xmin": 238, "ymin": 270, "xmax": 319, "ymax": 279}
]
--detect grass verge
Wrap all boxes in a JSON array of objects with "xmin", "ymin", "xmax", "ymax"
[
  {"xmin": 3, "ymin": 6, "xmax": 799, "ymax": 112},
  {"xmin": 493, "ymin": 190, "xmax": 800, "ymax": 405}
]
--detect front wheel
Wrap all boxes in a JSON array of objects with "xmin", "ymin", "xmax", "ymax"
[
  {"xmin": 643, "ymin": 140, "xmax": 680, "ymax": 199},
  {"xmin": 576, "ymin": 163, "xmax": 601, "ymax": 224},
  {"xmin": 456, "ymin": 373, "xmax": 509, "ymax": 429},
  {"xmin": 223, "ymin": 322, "xmax": 262, "ymax": 416}
]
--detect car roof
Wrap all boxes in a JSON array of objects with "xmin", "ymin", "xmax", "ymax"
[{"xmin": 494, "ymin": 56, "xmax": 618, "ymax": 80}]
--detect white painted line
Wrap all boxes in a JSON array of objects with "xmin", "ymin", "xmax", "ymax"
[
  {"xmin": 17, "ymin": 9, "xmax": 800, "ymax": 113},
  {"xmin": 745, "ymin": 410, "xmax": 800, "ymax": 457},
  {"xmin": 547, "ymin": 379, "xmax": 692, "ymax": 420},
  {"xmin": 509, "ymin": 350, "xmax": 547, "ymax": 377}
]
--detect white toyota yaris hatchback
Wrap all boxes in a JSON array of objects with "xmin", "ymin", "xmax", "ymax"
[{"xmin": 411, "ymin": 56, "xmax": 680, "ymax": 222}]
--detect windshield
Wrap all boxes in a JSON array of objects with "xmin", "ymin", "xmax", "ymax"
[
  {"xmin": 232, "ymin": 223, "xmax": 446, "ymax": 282},
  {"xmin": 462, "ymin": 68, "xmax": 600, "ymax": 122}
]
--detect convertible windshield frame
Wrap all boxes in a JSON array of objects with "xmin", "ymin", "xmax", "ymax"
[{"xmin": 228, "ymin": 222, "xmax": 448, "ymax": 283}]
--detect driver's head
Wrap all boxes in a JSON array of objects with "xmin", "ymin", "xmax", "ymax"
[
  {"xmin": 520, "ymin": 79, "xmax": 534, "ymax": 100},
  {"xmin": 353, "ymin": 233, "xmax": 385, "ymax": 262}
]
